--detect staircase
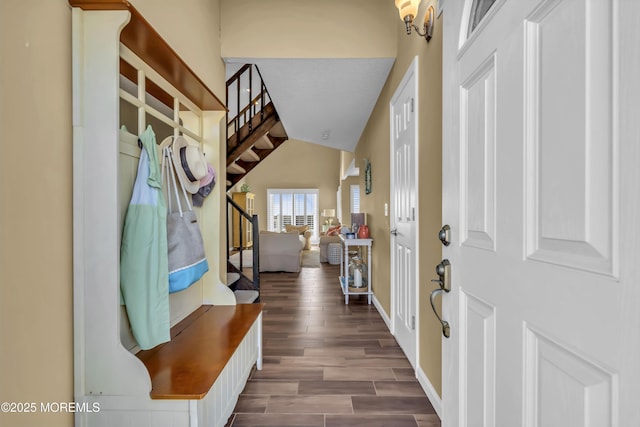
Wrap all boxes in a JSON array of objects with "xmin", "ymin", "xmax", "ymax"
[
  {"xmin": 225, "ymin": 64, "xmax": 288, "ymax": 302},
  {"xmin": 226, "ymin": 64, "xmax": 288, "ymax": 189},
  {"xmin": 226, "ymin": 194, "xmax": 260, "ymax": 303}
]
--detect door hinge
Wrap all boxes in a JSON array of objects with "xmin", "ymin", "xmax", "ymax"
[
  {"xmin": 412, "ymin": 207, "xmax": 415, "ymax": 221},
  {"xmin": 410, "ymin": 98, "xmax": 414, "ymax": 113},
  {"xmin": 411, "ymin": 315, "xmax": 416, "ymax": 330}
]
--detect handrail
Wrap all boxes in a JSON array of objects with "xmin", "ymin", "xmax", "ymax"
[
  {"xmin": 227, "ymin": 194, "xmax": 253, "ymax": 221},
  {"xmin": 226, "ymin": 64, "xmax": 252, "ymax": 90},
  {"xmin": 227, "ymin": 91, "xmax": 268, "ymax": 127},
  {"xmin": 226, "ymin": 195, "xmax": 260, "ymax": 302},
  {"xmin": 225, "ymin": 64, "xmax": 273, "ymax": 151}
]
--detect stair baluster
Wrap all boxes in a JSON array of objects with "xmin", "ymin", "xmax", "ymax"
[{"xmin": 225, "ymin": 64, "xmax": 288, "ymax": 188}]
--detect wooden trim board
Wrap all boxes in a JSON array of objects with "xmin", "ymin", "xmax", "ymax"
[{"xmin": 69, "ymin": 0, "xmax": 226, "ymax": 111}]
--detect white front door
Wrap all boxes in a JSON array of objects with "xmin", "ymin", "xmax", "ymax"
[
  {"xmin": 442, "ymin": 0, "xmax": 640, "ymax": 426},
  {"xmin": 390, "ymin": 57, "xmax": 419, "ymax": 368}
]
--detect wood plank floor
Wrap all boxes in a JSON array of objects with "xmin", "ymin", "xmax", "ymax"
[{"xmin": 225, "ymin": 261, "xmax": 441, "ymax": 427}]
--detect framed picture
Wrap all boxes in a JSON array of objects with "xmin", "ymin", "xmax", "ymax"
[{"xmin": 364, "ymin": 159, "xmax": 372, "ymax": 194}]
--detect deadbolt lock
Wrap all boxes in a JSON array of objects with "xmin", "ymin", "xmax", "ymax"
[{"xmin": 431, "ymin": 259, "xmax": 451, "ymax": 292}]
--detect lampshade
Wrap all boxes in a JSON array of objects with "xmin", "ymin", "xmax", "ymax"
[
  {"xmin": 322, "ymin": 209, "xmax": 335, "ymax": 217},
  {"xmin": 395, "ymin": 0, "xmax": 420, "ymax": 22}
]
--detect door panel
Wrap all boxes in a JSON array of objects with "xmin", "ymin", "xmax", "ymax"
[
  {"xmin": 460, "ymin": 291, "xmax": 495, "ymax": 427},
  {"xmin": 524, "ymin": 0, "xmax": 615, "ymax": 275},
  {"xmin": 460, "ymin": 54, "xmax": 497, "ymax": 251},
  {"xmin": 442, "ymin": 0, "xmax": 640, "ymax": 426},
  {"xmin": 523, "ymin": 327, "xmax": 615, "ymax": 427}
]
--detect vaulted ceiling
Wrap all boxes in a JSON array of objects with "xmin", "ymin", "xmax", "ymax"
[
  {"xmin": 226, "ymin": 57, "xmax": 394, "ymax": 152},
  {"xmin": 221, "ymin": 0, "xmax": 398, "ymax": 153}
]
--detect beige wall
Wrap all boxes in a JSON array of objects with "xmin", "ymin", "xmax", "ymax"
[
  {"xmin": 221, "ymin": 0, "xmax": 396, "ymax": 59},
  {"xmin": 0, "ymin": 1, "xmax": 226, "ymax": 426},
  {"xmin": 352, "ymin": 1, "xmax": 443, "ymax": 396},
  {"xmin": 0, "ymin": 4, "xmax": 442, "ymax": 426},
  {"xmin": 417, "ymin": 10, "xmax": 443, "ymax": 397},
  {"xmin": 231, "ymin": 140, "xmax": 341, "ymax": 234},
  {"xmin": 340, "ymin": 151, "xmax": 356, "ymax": 180},
  {"xmin": 0, "ymin": 1, "xmax": 73, "ymax": 426}
]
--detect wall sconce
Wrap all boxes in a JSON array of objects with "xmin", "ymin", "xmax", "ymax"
[{"xmin": 394, "ymin": 0, "xmax": 435, "ymax": 42}]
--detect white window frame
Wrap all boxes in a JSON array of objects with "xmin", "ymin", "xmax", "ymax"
[{"xmin": 267, "ymin": 188, "xmax": 319, "ymax": 238}]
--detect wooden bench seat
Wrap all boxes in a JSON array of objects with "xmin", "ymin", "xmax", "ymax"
[{"xmin": 136, "ymin": 304, "xmax": 264, "ymax": 399}]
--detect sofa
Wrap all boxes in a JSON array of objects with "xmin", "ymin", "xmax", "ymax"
[
  {"xmin": 319, "ymin": 235, "xmax": 342, "ymax": 262},
  {"xmin": 284, "ymin": 225, "xmax": 312, "ymax": 250},
  {"xmin": 258, "ymin": 231, "xmax": 305, "ymax": 272}
]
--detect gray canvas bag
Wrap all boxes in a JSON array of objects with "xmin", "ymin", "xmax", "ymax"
[{"xmin": 162, "ymin": 144, "xmax": 209, "ymax": 293}]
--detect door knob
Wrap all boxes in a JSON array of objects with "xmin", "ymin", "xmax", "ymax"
[
  {"xmin": 430, "ymin": 259, "xmax": 451, "ymax": 292},
  {"xmin": 438, "ymin": 224, "xmax": 451, "ymax": 246},
  {"xmin": 390, "ymin": 228, "xmax": 398, "ymax": 236}
]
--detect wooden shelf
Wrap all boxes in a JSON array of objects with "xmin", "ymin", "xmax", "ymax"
[{"xmin": 69, "ymin": 0, "xmax": 226, "ymax": 112}]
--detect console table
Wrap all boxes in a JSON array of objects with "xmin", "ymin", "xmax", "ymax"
[{"xmin": 338, "ymin": 235, "xmax": 373, "ymax": 304}]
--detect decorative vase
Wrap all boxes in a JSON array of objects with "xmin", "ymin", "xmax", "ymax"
[
  {"xmin": 357, "ymin": 224, "xmax": 369, "ymax": 239},
  {"xmin": 348, "ymin": 256, "xmax": 367, "ymax": 289}
]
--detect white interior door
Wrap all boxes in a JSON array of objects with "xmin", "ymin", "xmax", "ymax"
[
  {"xmin": 390, "ymin": 57, "xmax": 419, "ymax": 368},
  {"xmin": 442, "ymin": 0, "xmax": 640, "ymax": 426}
]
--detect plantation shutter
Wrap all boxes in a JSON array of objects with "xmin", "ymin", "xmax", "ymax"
[
  {"xmin": 268, "ymin": 192, "xmax": 280, "ymax": 231},
  {"xmin": 267, "ymin": 189, "xmax": 319, "ymax": 237},
  {"xmin": 350, "ymin": 185, "xmax": 361, "ymax": 214}
]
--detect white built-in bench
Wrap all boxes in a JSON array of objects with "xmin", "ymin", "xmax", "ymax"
[
  {"xmin": 71, "ymin": 2, "xmax": 259, "ymax": 425},
  {"xmin": 136, "ymin": 304, "xmax": 263, "ymax": 424}
]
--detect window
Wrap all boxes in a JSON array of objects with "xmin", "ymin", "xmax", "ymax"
[
  {"xmin": 467, "ymin": 0, "xmax": 497, "ymax": 36},
  {"xmin": 350, "ymin": 185, "xmax": 361, "ymax": 214},
  {"xmin": 267, "ymin": 189, "xmax": 319, "ymax": 237}
]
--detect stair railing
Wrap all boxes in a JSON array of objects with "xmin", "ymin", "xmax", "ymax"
[
  {"xmin": 226, "ymin": 194, "xmax": 260, "ymax": 301},
  {"xmin": 226, "ymin": 64, "xmax": 272, "ymax": 153}
]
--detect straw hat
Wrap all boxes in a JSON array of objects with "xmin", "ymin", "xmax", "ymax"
[{"xmin": 171, "ymin": 136, "xmax": 208, "ymax": 194}]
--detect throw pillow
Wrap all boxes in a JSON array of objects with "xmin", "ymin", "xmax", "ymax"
[
  {"xmin": 285, "ymin": 224, "xmax": 309, "ymax": 235},
  {"xmin": 326, "ymin": 225, "xmax": 341, "ymax": 236}
]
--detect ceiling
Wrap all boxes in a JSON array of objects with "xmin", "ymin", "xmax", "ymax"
[{"xmin": 225, "ymin": 58, "xmax": 395, "ymax": 152}]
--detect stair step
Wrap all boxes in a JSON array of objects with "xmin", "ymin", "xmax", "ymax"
[
  {"xmin": 268, "ymin": 121, "xmax": 287, "ymax": 138},
  {"xmin": 239, "ymin": 149, "xmax": 260, "ymax": 162},
  {"xmin": 227, "ymin": 162, "xmax": 246, "ymax": 174},
  {"xmin": 254, "ymin": 134, "xmax": 274, "ymax": 150},
  {"xmin": 227, "ymin": 272, "xmax": 240, "ymax": 286},
  {"xmin": 234, "ymin": 290, "xmax": 259, "ymax": 304}
]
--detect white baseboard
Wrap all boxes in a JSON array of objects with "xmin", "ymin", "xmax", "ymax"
[
  {"xmin": 372, "ymin": 293, "xmax": 442, "ymax": 419},
  {"xmin": 416, "ymin": 365, "xmax": 443, "ymax": 419},
  {"xmin": 373, "ymin": 293, "xmax": 442, "ymax": 419},
  {"xmin": 372, "ymin": 294, "xmax": 391, "ymax": 331}
]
